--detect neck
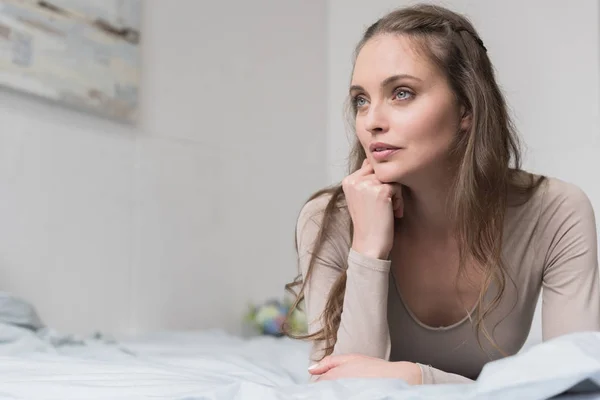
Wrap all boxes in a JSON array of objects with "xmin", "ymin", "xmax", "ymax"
[{"xmin": 400, "ymin": 174, "xmax": 455, "ymax": 240}]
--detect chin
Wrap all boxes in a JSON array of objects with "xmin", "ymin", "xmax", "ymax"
[{"xmin": 373, "ymin": 163, "xmax": 410, "ymax": 184}]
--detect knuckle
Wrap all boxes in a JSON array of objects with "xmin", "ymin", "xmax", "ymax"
[
  {"xmin": 342, "ymin": 178, "xmax": 353, "ymax": 190},
  {"xmin": 377, "ymin": 186, "xmax": 391, "ymax": 200}
]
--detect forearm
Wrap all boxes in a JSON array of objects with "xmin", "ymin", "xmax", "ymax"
[
  {"xmin": 418, "ymin": 364, "xmax": 474, "ymax": 384},
  {"xmin": 332, "ymin": 249, "xmax": 392, "ymax": 359}
]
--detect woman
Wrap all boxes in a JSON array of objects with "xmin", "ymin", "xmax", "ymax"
[{"xmin": 284, "ymin": 4, "xmax": 600, "ymax": 385}]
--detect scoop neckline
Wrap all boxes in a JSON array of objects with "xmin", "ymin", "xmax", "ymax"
[{"xmin": 389, "ymin": 270, "xmax": 480, "ymax": 331}]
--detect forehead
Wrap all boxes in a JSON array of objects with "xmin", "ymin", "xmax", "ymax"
[{"xmin": 351, "ymin": 34, "xmax": 437, "ymax": 86}]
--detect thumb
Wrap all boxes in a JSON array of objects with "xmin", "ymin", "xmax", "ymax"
[{"xmin": 308, "ymin": 355, "xmax": 351, "ymax": 375}]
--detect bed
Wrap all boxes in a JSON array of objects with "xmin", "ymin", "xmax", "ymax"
[{"xmin": 0, "ymin": 292, "xmax": 599, "ymax": 400}]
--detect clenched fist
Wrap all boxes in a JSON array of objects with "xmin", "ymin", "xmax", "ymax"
[{"xmin": 342, "ymin": 159, "xmax": 403, "ymax": 260}]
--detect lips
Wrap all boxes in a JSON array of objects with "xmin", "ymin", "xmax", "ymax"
[
  {"xmin": 369, "ymin": 142, "xmax": 401, "ymax": 153},
  {"xmin": 369, "ymin": 142, "xmax": 402, "ymax": 162}
]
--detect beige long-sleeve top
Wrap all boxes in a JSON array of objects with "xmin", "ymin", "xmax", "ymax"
[{"xmin": 296, "ymin": 177, "xmax": 600, "ymax": 384}]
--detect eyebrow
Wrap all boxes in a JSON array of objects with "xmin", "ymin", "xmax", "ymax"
[{"xmin": 349, "ymin": 74, "xmax": 422, "ymax": 94}]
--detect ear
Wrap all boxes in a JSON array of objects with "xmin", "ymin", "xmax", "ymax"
[{"xmin": 459, "ymin": 105, "xmax": 472, "ymax": 133}]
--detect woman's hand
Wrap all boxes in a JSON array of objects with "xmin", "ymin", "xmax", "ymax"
[
  {"xmin": 342, "ymin": 159, "xmax": 403, "ymax": 260},
  {"xmin": 309, "ymin": 354, "xmax": 422, "ymax": 385}
]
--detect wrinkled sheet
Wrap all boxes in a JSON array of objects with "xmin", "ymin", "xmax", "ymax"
[{"xmin": 0, "ymin": 292, "xmax": 599, "ymax": 399}]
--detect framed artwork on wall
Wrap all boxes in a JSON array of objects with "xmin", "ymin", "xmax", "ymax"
[{"xmin": 0, "ymin": 0, "xmax": 141, "ymax": 124}]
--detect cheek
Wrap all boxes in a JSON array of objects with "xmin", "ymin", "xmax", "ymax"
[
  {"xmin": 355, "ymin": 124, "xmax": 372, "ymax": 153},
  {"xmin": 353, "ymin": 96, "xmax": 460, "ymax": 164},
  {"xmin": 392, "ymin": 99, "xmax": 459, "ymax": 154}
]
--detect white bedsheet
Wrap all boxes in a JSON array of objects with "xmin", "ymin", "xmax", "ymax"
[
  {"xmin": 0, "ymin": 330, "xmax": 599, "ymax": 399},
  {"xmin": 0, "ymin": 293, "xmax": 599, "ymax": 399}
]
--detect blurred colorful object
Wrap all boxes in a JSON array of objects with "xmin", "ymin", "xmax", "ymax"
[{"xmin": 244, "ymin": 299, "xmax": 307, "ymax": 337}]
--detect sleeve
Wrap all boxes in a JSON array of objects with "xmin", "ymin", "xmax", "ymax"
[
  {"xmin": 540, "ymin": 182, "xmax": 600, "ymax": 340},
  {"xmin": 296, "ymin": 196, "xmax": 392, "ymax": 364},
  {"xmin": 419, "ymin": 181, "xmax": 599, "ymax": 385},
  {"xmin": 417, "ymin": 364, "xmax": 474, "ymax": 384}
]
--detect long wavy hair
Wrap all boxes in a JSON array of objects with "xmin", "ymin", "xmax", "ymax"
[{"xmin": 284, "ymin": 4, "xmax": 544, "ymax": 358}]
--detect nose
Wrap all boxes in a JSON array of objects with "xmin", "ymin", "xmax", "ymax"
[{"xmin": 364, "ymin": 102, "xmax": 389, "ymax": 135}]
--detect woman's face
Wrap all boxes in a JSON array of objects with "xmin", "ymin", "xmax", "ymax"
[{"xmin": 350, "ymin": 34, "xmax": 468, "ymax": 184}]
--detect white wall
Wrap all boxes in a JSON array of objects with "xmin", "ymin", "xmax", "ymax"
[
  {"xmin": 327, "ymin": 0, "xmax": 600, "ymax": 346},
  {"xmin": 0, "ymin": 0, "xmax": 327, "ymax": 336},
  {"xmin": 327, "ymin": 0, "xmax": 600, "ymax": 189},
  {"xmin": 1, "ymin": 0, "xmax": 597, "ymax": 343}
]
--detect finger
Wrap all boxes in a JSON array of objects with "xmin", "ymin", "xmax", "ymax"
[
  {"xmin": 354, "ymin": 158, "xmax": 374, "ymax": 177},
  {"xmin": 314, "ymin": 367, "xmax": 340, "ymax": 382},
  {"xmin": 391, "ymin": 184, "xmax": 404, "ymax": 218},
  {"xmin": 362, "ymin": 173, "xmax": 379, "ymax": 182},
  {"xmin": 315, "ymin": 371, "xmax": 332, "ymax": 382},
  {"xmin": 393, "ymin": 198, "xmax": 404, "ymax": 218},
  {"xmin": 355, "ymin": 174, "xmax": 380, "ymax": 189},
  {"xmin": 343, "ymin": 160, "xmax": 374, "ymax": 190},
  {"xmin": 352, "ymin": 170, "xmax": 381, "ymax": 191},
  {"xmin": 381, "ymin": 183, "xmax": 403, "ymax": 217},
  {"xmin": 308, "ymin": 355, "xmax": 354, "ymax": 375},
  {"xmin": 308, "ymin": 360, "xmax": 333, "ymax": 375},
  {"xmin": 308, "ymin": 356, "xmax": 339, "ymax": 375},
  {"xmin": 343, "ymin": 173, "xmax": 375, "ymax": 193}
]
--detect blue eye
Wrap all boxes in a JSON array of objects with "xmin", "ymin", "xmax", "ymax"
[
  {"xmin": 395, "ymin": 90, "xmax": 413, "ymax": 100},
  {"xmin": 353, "ymin": 96, "xmax": 367, "ymax": 108}
]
